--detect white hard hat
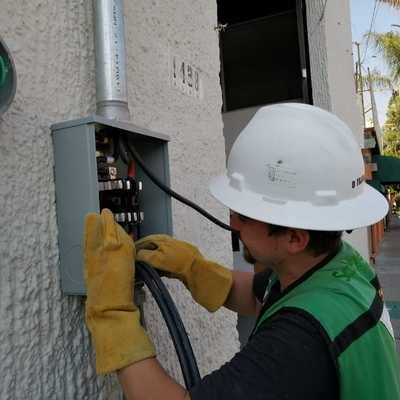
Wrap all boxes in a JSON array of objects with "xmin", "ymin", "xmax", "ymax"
[{"xmin": 210, "ymin": 103, "xmax": 388, "ymax": 231}]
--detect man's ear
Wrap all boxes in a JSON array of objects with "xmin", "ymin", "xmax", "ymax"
[{"xmin": 286, "ymin": 229, "xmax": 310, "ymax": 255}]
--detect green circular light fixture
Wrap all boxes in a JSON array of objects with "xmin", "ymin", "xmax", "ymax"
[{"xmin": 0, "ymin": 36, "xmax": 17, "ymax": 115}]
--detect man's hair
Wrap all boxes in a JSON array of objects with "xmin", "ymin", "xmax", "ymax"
[{"xmin": 267, "ymin": 224, "xmax": 342, "ymax": 257}]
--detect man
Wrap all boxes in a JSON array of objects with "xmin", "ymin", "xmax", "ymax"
[{"xmin": 84, "ymin": 104, "xmax": 400, "ymax": 399}]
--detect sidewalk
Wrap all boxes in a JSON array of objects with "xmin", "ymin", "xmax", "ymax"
[{"xmin": 375, "ymin": 215, "xmax": 400, "ymax": 351}]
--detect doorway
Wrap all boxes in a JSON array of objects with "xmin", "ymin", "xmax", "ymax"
[{"xmin": 217, "ymin": 0, "xmax": 312, "ymax": 345}]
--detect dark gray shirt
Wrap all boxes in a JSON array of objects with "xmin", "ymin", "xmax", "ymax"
[{"xmin": 190, "ymin": 268, "xmax": 339, "ymax": 400}]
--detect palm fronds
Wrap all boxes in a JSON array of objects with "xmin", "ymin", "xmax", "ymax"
[
  {"xmin": 366, "ymin": 69, "xmax": 394, "ymax": 91},
  {"xmin": 378, "ymin": 0, "xmax": 400, "ymax": 8},
  {"xmin": 365, "ymin": 31, "xmax": 400, "ymax": 83}
]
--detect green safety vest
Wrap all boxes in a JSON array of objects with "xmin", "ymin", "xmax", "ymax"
[{"xmin": 254, "ymin": 241, "xmax": 400, "ymax": 399}]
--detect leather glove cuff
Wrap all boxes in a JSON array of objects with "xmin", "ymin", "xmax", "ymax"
[
  {"xmin": 86, "ymin": 307, "xmax": 156, "ymax": 374},
  {"xmin": 188, "ymin": 259, "xmax": 233, "ymax": 312}
]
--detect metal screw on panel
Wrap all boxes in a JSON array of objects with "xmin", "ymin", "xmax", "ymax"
[{"xmin": 109, "ymin": 166, "xmax": 118, "ymax": 180}]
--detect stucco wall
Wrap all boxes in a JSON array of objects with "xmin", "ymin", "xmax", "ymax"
[
  {"xmin": 0, "ymin": 1, "xmax": 238, "ymax": 399},
  {"xmin": 306, "ymin": 0, "xmax": 370, "ymax": 260},
  {"xmin": 305, "ymin": 0, "xmax": 331, "ymax": 111}
]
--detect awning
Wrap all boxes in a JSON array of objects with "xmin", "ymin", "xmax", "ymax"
[{"xmin": 373, "ymin": 155, "xmax": 400, "ymax": 184}]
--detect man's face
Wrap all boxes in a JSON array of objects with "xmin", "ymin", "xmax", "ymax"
[
  {"xmin": 242, "ymin": 243, "xmax": 256, "ymax": 264},
  {"xmin": 230, "ymin": 212, "xmax": 286, "ymax": 268}
]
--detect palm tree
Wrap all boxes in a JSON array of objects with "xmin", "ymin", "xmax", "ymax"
[
  {"xmin": 378, "ymin": 0, "xmax": 400, "ymax": 8},
  {"xmin": 366, "ymin": 32, "xmax": 400, "ymax": 84},
  {"xmin": 365, "ymin": 68, "xmax": 394, "ymax": 91}
]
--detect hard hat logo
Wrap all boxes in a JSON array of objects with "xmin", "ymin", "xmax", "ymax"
[
  {"xmin": 267, "ymin": 166, "xmax": 277, "ymax": 182},
  {"xmin": 266, "ymin": 163, "xmax": 297, "ymax": 189},
  {"xmin": 267, "ymin": 160, "xmax": 284, "ymax": 182},
  {"xmin": 209, "ymin": 103, "xmax": 389, "ymax": 231},
  {"xmin": 352, "ymin": 176, "xmax": 365, "ymax": 189}
]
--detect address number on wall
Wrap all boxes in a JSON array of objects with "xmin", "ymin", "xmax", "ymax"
[{"xmin": 170, "ymin": 55, "xmax": 202, "ymax": 99}]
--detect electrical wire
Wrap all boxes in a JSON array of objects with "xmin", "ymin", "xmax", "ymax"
[
  {"xmin": 136, "ymin": 261, "xmax": 201, "ymax": 389},
  {"xmin": 119, "ymin": 134, "xmax": 238, "ymax": 236},
  {"xmin": 117, "ymin": 131, "xmax": 240, "ymax": 387},
  {"xmin": 362, "ymin": 0, "xmax": 380, "ymax": 64},
  {"xmin": 118, "ymin": 135, "xmax": 131, "ymax": 166}
]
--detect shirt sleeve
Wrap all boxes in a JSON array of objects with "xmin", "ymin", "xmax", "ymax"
[{"xmin": 189, "ymin": 310, "xmax": 338, "ymax": 400}]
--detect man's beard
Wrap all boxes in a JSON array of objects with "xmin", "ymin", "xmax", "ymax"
[{"xmin": 243, "ymin": 244, "xmax": 257, "ymax": 264}]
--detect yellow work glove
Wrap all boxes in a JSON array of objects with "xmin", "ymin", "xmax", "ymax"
[
  {"xmin": 136, "ymin": 235, "xmax": 233, "ymax": 312},
  {"xmin": 84, "ymin": 209, "xmax": 155, "ymax": 374}
]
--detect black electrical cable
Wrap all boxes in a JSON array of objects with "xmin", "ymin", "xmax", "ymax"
[
  {"xmin": 136, "ymin": 261, "xmax": 201, "ymax": 389},
  {"xmin": 120, "ymin": 135, "xmax": 238, "ymax": 236},
  {"xmin": 118, "ymin": 134, "xmax": 131, "ymax": 166},
  {"xmin": 117, "ymin": 134, "xmax": 239, "ymax": 389}
]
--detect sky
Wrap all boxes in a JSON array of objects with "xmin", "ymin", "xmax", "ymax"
[{"xmin": 350, "ymin": 0, "xmax": 400, "ymax": 126}]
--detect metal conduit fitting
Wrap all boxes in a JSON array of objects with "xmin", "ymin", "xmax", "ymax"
[{"xmin": 94, "ymin": 0, "xmax": 130, "ymax": 121}]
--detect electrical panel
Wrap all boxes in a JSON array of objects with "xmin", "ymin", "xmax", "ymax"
[{"xmin": 51, "ymin": 115, "xmax": 173, "ymax": 295}]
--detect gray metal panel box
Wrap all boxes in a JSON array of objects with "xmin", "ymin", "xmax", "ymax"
[{"xmin": 52, "ymin": 115, "xmax": 173, "ymax": 295}]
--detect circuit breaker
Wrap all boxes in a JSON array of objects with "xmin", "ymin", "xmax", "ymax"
[{"xmin": 51, "ymin": 115, "xmax": 173, "ymax": 295}]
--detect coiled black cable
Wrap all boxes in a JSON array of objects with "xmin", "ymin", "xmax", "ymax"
[
  {"xmin": 116, "ymin": 133, "xmax": 238, "ymax": 390},
  {"xmin": 136, "ymin": 261, "xmax": 201, "ymax": 389}
]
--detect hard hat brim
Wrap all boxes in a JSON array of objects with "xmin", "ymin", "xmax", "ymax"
[{"xmin": 209, "ymin": 174, "xmax": 389, "ymax": 231}]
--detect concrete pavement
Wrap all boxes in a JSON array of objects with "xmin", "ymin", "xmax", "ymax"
[{"xmin": 375, "ymin": 214, "xmax": 400, "ymax": 351}]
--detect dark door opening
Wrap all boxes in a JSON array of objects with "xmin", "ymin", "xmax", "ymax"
[{"xmin": 217, "ymin": 0, "xmax": 312, "ymax": 112}]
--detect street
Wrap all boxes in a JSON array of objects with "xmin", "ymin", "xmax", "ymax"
[{"xmin": 376, "ymin": 215, "xmax": 400, "ymax": 351}]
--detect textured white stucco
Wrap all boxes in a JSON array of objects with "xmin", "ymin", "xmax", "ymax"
[
  {"xmin": 306, "ymin": 0, "xmax": 331, "ymax": 111},
  {"xmin": 306, "ymin": 0, "xmax": 370, "ymax": 260},
  {"xmin": 0, "ymin": 1, "xmax": 238, "ymax": 399}
]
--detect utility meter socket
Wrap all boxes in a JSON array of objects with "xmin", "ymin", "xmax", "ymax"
[
  {"xmin": 0, "ymin": 36, "xmax": 17, "ymax": 116},
  {"xmin": 52, "ymin": 115, "xmax": 173, "ymax": 295}
]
